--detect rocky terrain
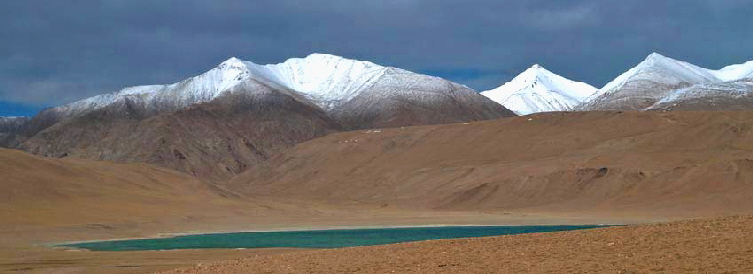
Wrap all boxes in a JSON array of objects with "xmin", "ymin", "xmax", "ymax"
[
  {"xmin": 18, "ymin": 84, "xmax": 342, "ymax": 182},
  {"xmin": 0, "ymin": 116, "xmax": 30, "ymax": 147},
  {"xmin": 163, "ymin": 215, "xmax": 753, "ymax": 274}
]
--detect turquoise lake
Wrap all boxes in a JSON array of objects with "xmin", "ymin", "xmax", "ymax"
[{"xmin": 63, "ymin": 225, "xmax": 604, "ymax": 251}]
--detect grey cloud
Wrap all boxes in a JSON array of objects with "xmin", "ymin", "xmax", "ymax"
[
  {"xmin": 1, "ymin": 0, "xmax": 752, "ymax": 106},
  {"xmin": 522, "ymin": 3, "xmax": 599, "ymax": 30}
]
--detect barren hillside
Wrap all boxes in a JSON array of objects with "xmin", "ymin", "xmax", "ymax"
[{"xmin": 230, "ymin": 111, "xmax": 753, "ymax": 219}]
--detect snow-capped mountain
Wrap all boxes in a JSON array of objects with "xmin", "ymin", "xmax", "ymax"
[
  {"xmin": 13, "ymin": 53, "xmax": 512, "ymax": 181},
  {"xmin": 647, "ymin": 79, "xmax": 753, "ymax": 111},
  {"xmin": 47, "ymin": 53, "xmax": 511, "ymax": 128},
  {"xmin": 0, "ymin": 116, "xmax": 30, "ymax": 147},
  {"xmin": 0, "ymin": 116, "xmax": 30, "ymax": 132},
  {"xmin": 481, "ymin": 64, "xmax": 597, "ymax": 115},
  {"xmin": 579, "ymin": 53, "xmax": 753, "ymax": 111},
  {"xmin": 579, "ymin": 53, "xmax": 721, "ymax": 111}
]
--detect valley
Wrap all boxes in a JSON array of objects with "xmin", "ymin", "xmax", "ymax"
[
  {"xmin": 3, "ymin": 53, "xmax": 753, "ymax": 273},
  {"xmin": 5, "ymin": 110, "xmax": 753, "ymax": 273}
]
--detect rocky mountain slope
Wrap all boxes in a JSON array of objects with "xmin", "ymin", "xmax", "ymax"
[
  {"xmin": 19, "ymin": 81, "xmax": 341, "ymax": 182},
  {"xmin": 10, "ymin": 54, "xmax": 512, "ymax": 181},
  {"xmin": 481, "ymin": 65, "xmax": 597, "ymax": 115},
  {"xmin": 647, "ymin": 80, "xmax": 753, "ymax": 111},
  {"xmin": 229, "ymin": 111, "xmax": 753, "ymax": 218},
  {"xmin": 580, "ymin": 53, "xmax": 753, "ymax": 111},
  {"xmin": 0, "ymin": 116, "xmax": 30, "ymax": 147}
]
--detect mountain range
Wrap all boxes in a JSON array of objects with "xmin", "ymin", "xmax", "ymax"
[
  {"xmin": 4, "ymin": 52, "xmax": 753, "ymax": 181},
  {"xmin": 481, "ymin": 53, "xmax": 753, "ymax": 114},
  {"xmin": 580, "ymin": 53, "xmax": 753, "ymax": 111},
  {"xmin": 4, "ymin": 54, "xmax": 512, "ymax": 181}
]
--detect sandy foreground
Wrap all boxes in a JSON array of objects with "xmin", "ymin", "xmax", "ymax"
[{"xmin": 162, "ymin": 215, "xmax": 753, "ymax": 274}]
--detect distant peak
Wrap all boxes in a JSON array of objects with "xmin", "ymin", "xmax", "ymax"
[
  {"xmin": 217, "ymin": 57, "xmax": 249, "ymax": 70},
  {"xmin": 306, "ymin": 53, "xmax": 344, "ymax": 59},
  {"xmin": 644, "ymin": 52, "xmax": 674, "ymax": 62},
  {"xmin": 283, "ymin": 53, "xmax": 382, "ymax": 70},
  {"xmin": 299, "ymin": 53, "xmax": 356, "ymax": 63},
  {"xmin": 222, "ymin": 56, "xmax": 243, "ymax": 63},
  {"xmin": 521, "ymin": 64, "xmax": 553, "ymax": 77}
]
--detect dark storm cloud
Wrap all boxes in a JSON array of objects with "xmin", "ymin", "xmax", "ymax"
[{"xmin": 1, "ymin": 0, "xmax": 752, "ymax": 109}]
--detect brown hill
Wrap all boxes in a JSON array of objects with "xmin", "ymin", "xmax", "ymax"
[
  {"xmin": 14, "ymin": 82, "xmax": 512, "ymax": 183},
  {"xmin": 0, "ymin": 147, "xmax": 245, "ymax": 227},
  {"xmin": 230, "ymin": 111, "xmax": 753, "ymax": 219},
  {"xmin": 18, "ymin": 84, "xmax": 341, "ymax": 182}
]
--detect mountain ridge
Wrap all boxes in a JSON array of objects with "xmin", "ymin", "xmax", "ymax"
[
  {"xmin": 579, "ymin": 52, "xmax": 753, "ymax": 111},
  {"xmin": 10, "ymin": 53, "xmax": 512, "ymax": 181},
  {"xmin": 38, "ymin": 53, "xmax": 511, "ymax": 129}
]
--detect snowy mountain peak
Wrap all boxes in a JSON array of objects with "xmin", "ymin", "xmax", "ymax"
[
  {"xmin": 216, "ymin": 57, "xmax": 255, "ymax": 75},
  {"xmin": 634, "ymin": 53, "xmax": 753, "ymax": 83},
  {"xmin": 481, "ymin": 65, "xmax": 597, "ymax": 115},
  {"xmin": 303, "ymin": 52, "xmax": 352, "ymax": 61},
  {"xmin": 261, "ymin": 54, "xmax": 389, "ymax": 109},
  {"xmin": 640, "ymin": 52, "xmax": 685, "ymax": 68},
  {"xmin": 645, "ymin": 52, "xmax": 669, "ymax": 61},
  {"xmin": 48, "ymin": 53, "xmax": 442, "ymax": 117},
  {"xmin": 521, "ymin": 64, "xmax": 548, "ymax": 75},
  {"xmin": 580, "ymin": 53, "xmax": 753, "ymax": 111},
  {"xmin": 513, "ymin": 64, "xmax": 561, "ymax": 88},
  {"xmin": 219, "ymin": 56, "xmax": 244, "ymax": 65},
  {"xmin": 597, "ymin": 53, "xmax": 720, "ymax": 96}
]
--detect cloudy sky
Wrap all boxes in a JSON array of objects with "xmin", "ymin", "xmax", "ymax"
[{"xmin": 1, "ymin": 0, "xmax": 752, "ymax": 116}]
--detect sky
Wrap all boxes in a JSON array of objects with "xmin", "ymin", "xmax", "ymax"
[{"xmin": 1, "ymin": 0, "xmax": 752, "ymax": 116}]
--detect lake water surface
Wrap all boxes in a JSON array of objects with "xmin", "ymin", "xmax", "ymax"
[{"xmin": 63, "ymin": 225, "xmax": 604, "ymax": 251}]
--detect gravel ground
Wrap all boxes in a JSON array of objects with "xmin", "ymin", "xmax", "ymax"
[{"xmin": 163, "ymin": 215, "xmax": 753, "ymax": 274}]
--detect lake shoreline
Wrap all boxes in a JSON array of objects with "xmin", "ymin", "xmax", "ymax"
[
  {"xmin": 51, "ymin": 222, "xmax": 620, "ymax": 247},
  {"xmin": 61, "ymin": 225, "xmax": 609, "ymax": 252}
]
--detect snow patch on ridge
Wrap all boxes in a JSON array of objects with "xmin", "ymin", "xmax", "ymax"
[{"xmin": 253, "ymin": 53, "xmax": 389, "ymax": 110}]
